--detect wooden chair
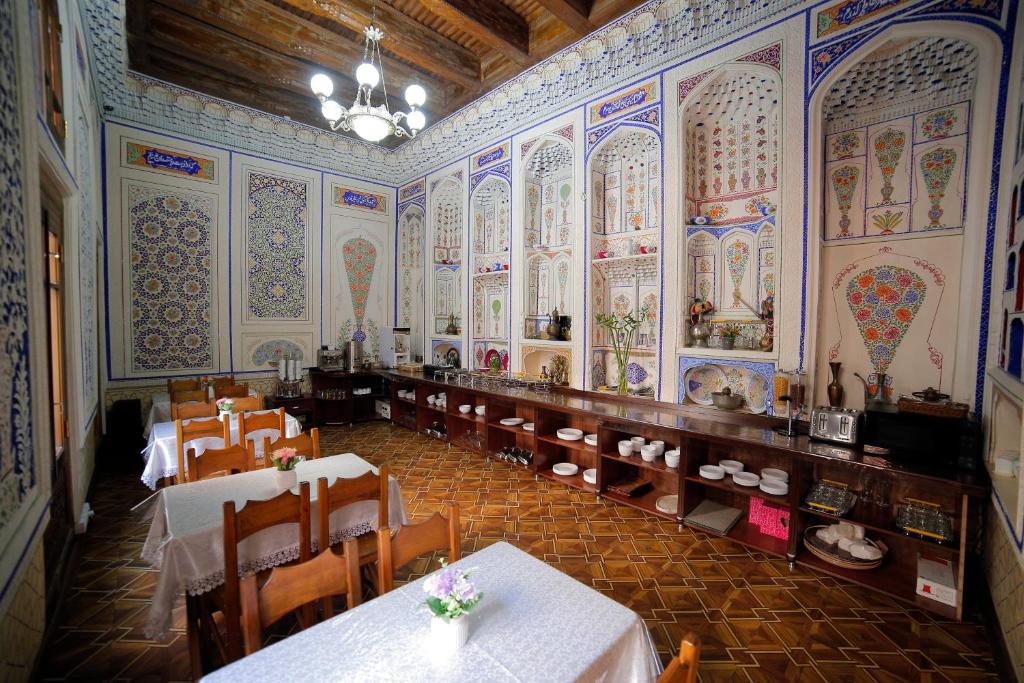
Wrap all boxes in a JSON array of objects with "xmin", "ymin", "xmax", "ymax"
[
  {"xmin": 377, "ymin": 502, "xmax": 461, "ymax": 594},
  {"xmin": 172, "ymin": 399, "xmax": 216, "ymax": 420},
  {"xmin": 210, "ymin": 375, "xmax": 236, "ymax": 390},
  {"xmin": 657, "ymin": 632, "xmax": 701, "ymax": 683},
  {"xmin": 174, "ymin": 417, "xmax": 230, "ymax": 485},
  {"xmin": 171, "ymin": 388, "xmax": 208, "ymax": 404},
  {"xmin": 186, "ymin": 443, "xmax": 255, "ymax": 481},
  {"xmin": 239, "ymin": 539, "xmax": 361, "ymax": 656},
  {"xmin": 219, "ymin": 482, "xmax": 313, "ymax": 662},
  {"xmin": 232, "ymin": 394, "xmax": 264, "ymax": 412},
  {"xmin": 261, "ymin": 429, "xmax": 321, "ymax": 466},
  {"xmin": 214, "ymin": 383, "xmax": 249, "ymax": 399},
  {"xmin": 238, "ymin": 408, "xmax": 286, "ymax": 448},
  {"xmin": 168, "ymin": 377, "xmax": 201, "ymax": 393}
]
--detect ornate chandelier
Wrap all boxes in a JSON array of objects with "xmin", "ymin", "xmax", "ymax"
[{"xmin": 310, "ymin": 14, "xmax": 426, "ymax": 143}]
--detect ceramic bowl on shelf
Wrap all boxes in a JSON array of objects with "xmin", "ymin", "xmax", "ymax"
[
  {"xmin": 427, "ymin": 395, "xmax": 436, "ymax": 405},
  {"xmin": 583, "ymin": 468, "xmax": 597, "ymax": 485},
  {"xmin": 719, "ymin": 459, "xmax": 744, "ymax": 474},
  {"xmin": 522, "ymin": 422, "xmax": 535, "ymax": 432},
  {"xmin": 665, "ymin": 451, "xmax": 680, "ymax": 469},
  {"xmin": 584, "ymin": 434, "xmax": 598, "ymax": 446},
  {"xmin": 650, "ymin": 440, "xmax": 665, "ymax": 456},
  {"xmin": 761, "ymin": 468, "xmax": 789, "ymax": 483},
  {"xmin": 557, "ymin": 428, "xmax": 584, "ymax": 441},
  {"xmin": 733, "ymin": 472, "xmax": 761, "ymax": 487},
  {"xmin": 500, "ymin": 417, "xmax": 525, "ymax": 426},
  {"xmin": 617, "ymin": 440, "xmax": 634, "ymax": 457},
  {"xmin": 630, "ymin": 436, "xmax": 646, "ymax": 452},
  {"xmin": 760, "ymin": 479, "xmax": 789, "ymax": 496},
  {"xmin": 699, "ymin": 464, "xmax": 725, "ymax": 480},
  {"xmin": 458, "ymin": 404, "xmax": 472, "ymax": 414},
  {"xmin": 475, "ymin": 405, "xmax": 486, "ymax": 416},
  {"xmin": 552, "ymin": 462, "xmax": 579, "ymax": 476},
  {"xmin": 640, "ymin": 445, "xmax": 658, "ymax": 462}
]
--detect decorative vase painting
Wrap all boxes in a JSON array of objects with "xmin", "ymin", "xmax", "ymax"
[{"xmin": 331, "ymin": 221, "xmax": 386, "ymax": 359}]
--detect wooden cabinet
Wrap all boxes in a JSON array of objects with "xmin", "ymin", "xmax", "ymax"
[{"xmin": 308, "ymin": 369, "xmax": 386, "ymax": 426}]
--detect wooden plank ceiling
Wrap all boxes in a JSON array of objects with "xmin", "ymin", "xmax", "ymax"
[{"xmin": 126, "ymin": 0, "xmax": 649, "ymax": 148}]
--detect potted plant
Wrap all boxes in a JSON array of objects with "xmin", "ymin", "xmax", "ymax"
[
  {"xmin": 595, "ymin": 304, "xmax": 651, "ymax": 395},
  {"xmin": 269, "ymin": 446, "xmax": 302, "ymax": 489},
  {"xmin": 215, "ymin": 397, "xmax": 235, "ymax": 420},
  {"xmin": 719, "ymin": 323, "xmax": 742, "ymax": 350},
  {"xmin": 423, "ymin": 562, "xmax": 483, "ymax": 653}
]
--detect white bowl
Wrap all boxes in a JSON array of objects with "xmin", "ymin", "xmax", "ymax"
[
  {"xmin": 617, "ymin": 440, "xmax": 634, "ymax": 456},
  {"xmin": 522, "ymin": 422, "xmax": 535, "ymax": 432},
  {"xmin": 475, "ymin": 406, "xmax": 486, "ymax": 416},
  {"xmin": 656, "ymin": 495, "xmax": 679, "ymax": 515},
  {"xmin": 437, "ymin": 393, "xmax": 445, "ymax": 399},
  {"xmin": 557, "ymin": 428, "xmax": 584, "ymax": 441},
  {"xmin": 583, "ymin": 468, "xmax": 597, "ymax": 485},
  {"xmin": 641, "ymin": 445, "xmax": 658, "ymax": 462},
  {"xmin": 584, "ymin": 434, "xmax": 598, "ymax": 446},
  {"xmin": 427, "ymin": 396, "xmax": 436, "ymax": 405},
  {"xmin": 761, "ymin": 468, "xmax": 789, "ymax": 483},
  {"xmin": 699, "ymin": 464, "xmax": 725, "ymax": 480},
  {"xmin": 719, "ymin": 459, "xmax": 744, "ymax": 474},
  {"xmin": 665, "ymin": 452, "xmax": 680, "ymax": 469},
  {"xmin": 458, "ymin": 404, "xmax": 472, "ymax": 414},
  {"xmin": 500, "ymin": 417, "xmax": 525, "ymax": 426},
  {"xmin": 759, "ymin": 479, "xmax": 789, "ymax": 496},
  {"xmin": 552, "ymin": 462, "xmax": 579, "ymax": 476},
  {"xmin": 630, "ymin": 436, "xmax": 646, "ymax": 452},
  {"xmin": 733, "ymin": 472, "xmax": 761, "ymax": 487},
  {"xmin": 650, "ymin": 440, "xmax": 665, "ymax": 455}
]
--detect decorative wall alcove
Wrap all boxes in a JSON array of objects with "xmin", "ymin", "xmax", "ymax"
[
  {"xmin": 470, "ymin": 172, "xmax": 511, "ymax": 370},
  {"xmin": 430, "ymin": 177, "xmax": 463, "ymax": 337},
  {"xmin": 521, "ymin": 137, "xmax": 574, "ymax": 366},
  {"xmin": 588, "ymin": 124, "xmax": 662, "ymax": 395},
  {"xmin": 680, "ymin": 65, "xmax": 781, "ymax": 350},
  {"xmin": 397, "ymin": 203, "xmax": 425, "ymax": 356}
]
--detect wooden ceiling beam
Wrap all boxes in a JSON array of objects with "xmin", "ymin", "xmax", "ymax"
[
  {"xmin": 534, "ymin": 0, "xmax": 594, "ymax": 36},
  {"xmin": 415, "ymin": 0, "xmax": 532, "ymax": 64},
  {"xmin": 278, "ymin": 0, "xmax": 482, "ymax": 92}
]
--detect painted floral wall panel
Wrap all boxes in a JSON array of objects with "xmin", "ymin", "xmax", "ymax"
[
  {"xmin": 0, "ymin": 0, "xmax": 35, "ymax": 537},
  {"xmin": 127, "ymin": 183, "xmax": 217, "ymax": 373},
  {"xmin": 431, "ymin": 177, "xmax": 463, "ymax": 335},
  {"xmin": 816, "ymin": 238, "xmax": 963, "ymax": 407},
  {"xmin": 331, "ymin": 225, "xmax": 387, "ymax": 359},
  {"xmin": 397, "ymin": 205, "xmax": 425, "ymax": 352},
  {"xmin": 75, "ymin": 109, "xmax": 99, "ymax": 432},
  {"xmin": 245, "ymin": 171, "xmax": 309, "ymax": 320}
]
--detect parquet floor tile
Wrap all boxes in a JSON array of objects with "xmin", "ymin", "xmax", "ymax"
[{"xmin": 38, "ymin": 422, "xmax": 1001, "ymax": 681}]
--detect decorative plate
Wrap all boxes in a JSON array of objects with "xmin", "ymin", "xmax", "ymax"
[
  {"xmin": 500, "ymin": 417, "xmax": 525, "ymax": 426},
  {"xmin": 484, "ymin": 348, "xmax": 500, "ymax": 370},
  {"xmin": 552, "ymin": 462, "xmax": 579, "ymax": 476},
  {"xmin": 684, "ymin": 364, "xmax": 727, "ymax": 406},
  {"xmin": 746, "ymin": 372, "xmax": 770, "ymax": 414}
]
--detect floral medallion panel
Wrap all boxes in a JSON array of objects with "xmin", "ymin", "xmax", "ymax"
[
  {"xmin": 127, "ymin": 183, "xmax": 217, "ymax": 373},
  {"xmin": 75, "ymin": 108, "xmax": 99, "ymax": 433},
  {"xmin": 245, "ymin": 171, "xmax": 310, "ymax": 321},
  {"xmin": 397, "ymin": 204, "xmax": 426, "ymax": 352},
  {"xmin": 329, "ymin": 219, "xmax": 388, "ymax": 360}
]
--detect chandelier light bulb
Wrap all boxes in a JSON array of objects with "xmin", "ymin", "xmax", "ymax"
[
  {"xmin": 321, "ymin": 99, "xmax": 343, "ymax": 122},
  {"xmin": 310, "ymin": 73, "xmax": 333, "ymax": 98},
  {"xmin": 406, "ymin": 109, "xmax": 426, "ymax": 131},
  {"xmin": 351, "ymin": 113, "xmax": 391, "ymax": 142},
  {"xmin": 404, "ymin": 84, "xmax": 426, "ymax": 107},
  {"xmin": 356, "ymin": 62, "xmax": 380, "ymax": 89}
]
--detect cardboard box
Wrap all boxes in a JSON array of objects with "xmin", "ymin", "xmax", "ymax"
[{"xmin": 916, "ymin": 554, "xmax": 957, "ymax": 607}]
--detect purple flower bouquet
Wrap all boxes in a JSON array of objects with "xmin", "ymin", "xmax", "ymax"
[{"xmin": 422, "ymin": 563, "xmax": 483, "ymax": 623}]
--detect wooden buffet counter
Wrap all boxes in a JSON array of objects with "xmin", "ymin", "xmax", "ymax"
[{"xmin": 379, "ymin": 370, "xmax": 989, "ymax": 621}]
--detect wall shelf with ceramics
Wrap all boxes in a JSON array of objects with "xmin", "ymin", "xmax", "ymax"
[
  {"xmin": 588, "ymin": 126, "xmax": 662, "ymax": 396},
  {"xmin": 430, "ymin": 176, "xmax": 464, "ymax": 337},
  {"xmin": 470, "ymin": 171, "xmax": 511, "ymax": 371},
  {"xmin": 677, "ymin": 357, "xmax": 775, "ymax": 416}
]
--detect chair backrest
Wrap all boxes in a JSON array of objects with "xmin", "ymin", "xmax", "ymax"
[
  {"xmin": 316, "ymin": 466, "xmax": 388, "ymax": 554},
  {"xmin": 232, "ymin": 395, "xmax": 263, "ymax": 412},
  {"xmin": 261, "ymin": 429, "xmax": 320, "ymax": 466},
  {"xmin": 657, "ymin": 632, "xmax": 701, "ymax": 683},
  {"xmin": 210, "ymin": 375, "xmax": 236, "ymax": 390},
  {"xmin": 174, "ymin": 417, "xmax": 230, "ymax": 484},
  {"xmin": 215, "ymin": 383, "xmax": 249, "ymax": 399},
  {"xmin": 239, "ymin": 539, "xmax": 360, "ymax": 656},
  {"xmin": 171, "ymin": 388, "xmax": 208, "ymax": 404},
  {"xmin": 238, "ymin": 408, "xmax": 285, "ymax": 445},
  {"xmin": 172, "ymin": 399, "xmax": 216, "ymax": 420},
  {"xmin": 223, "ymin": 482, "xmax": 312, "ymax": 661},
  {"xmin": 186, "ymin": 442, "xmax": 255, "ymax": 481},
  {"xmin": 168, "ymin": 377, "xmax": 201, "ymax": 393},
  {"xmin": 377, "ymin": 503, "xmax": 461, "ymax": 594}
]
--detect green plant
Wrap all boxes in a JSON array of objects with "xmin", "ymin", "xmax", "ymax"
[
  {"xmin": 720, "ymin": 323, "xmax": 742, "ymax": 340},
  {"xmin": 595, "ymin": 304, "xmax": 651, "ymax": 395}
]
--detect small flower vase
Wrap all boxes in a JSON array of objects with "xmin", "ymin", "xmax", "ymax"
[
  {"xmin": 721, "ymin": 336, "xmax": 735, "ymax": 350},
  {"xmin": 274, "ymin": 468, "xmax": 296, "ymax": 491},
  {"xmin": 218, "ymin": 410, "xmax": 230, "ymax": 422},
  {"xmin": 430, "ymin": 615, "xmax": 469, "ymax": 654}
]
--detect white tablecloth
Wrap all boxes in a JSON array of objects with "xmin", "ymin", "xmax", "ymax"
[
  {"xmin": 140, "ymin": 410, "xmax": 301, "ymax": 489},
  {"xmin": 142, "ymin": 453, "xmax": 407, "ymax": 640},
  {"xmin": 144, "ymin": 387, "xmax": 259, "ymax": 437},
  {"xmin": 201, "ymin": 541, "xmax": 661, "ymax": 683}
]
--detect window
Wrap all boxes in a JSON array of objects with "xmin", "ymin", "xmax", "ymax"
[
  {"xmin": 44, "ymin": 209, "xmax": 66, "ymax": 455},
  {"xmin": 40, "ymin": 0, "xmax": 64, "ymax": 149}
]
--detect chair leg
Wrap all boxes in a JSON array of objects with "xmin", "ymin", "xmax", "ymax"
[{"xmin": 186, "ymin": 594, "xmax": 204, "ymax": 681}]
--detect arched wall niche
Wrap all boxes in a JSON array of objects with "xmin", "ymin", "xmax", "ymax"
[
  {"xmin": 807, "ymin": 21, "xmax": 1001, "ymax": 410},
  {"xmin": 470, "ymin": 174, "xmax": 511, "ymax": 370},
  {"xmin": 679, "ymin": 63, "xmax": 782, "ymax": 347},
  {"xmin": 397, "ymin": 203, "xmax": 425, "ymax": 354},
  {"xmin": 430, "ymin": 177, "xmax": 464, "ymax": 337}
]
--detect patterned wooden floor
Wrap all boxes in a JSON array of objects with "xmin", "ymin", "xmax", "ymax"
[{"xmin": 38, "ymin": 422, "xmax": 1001, "ymax": 681}]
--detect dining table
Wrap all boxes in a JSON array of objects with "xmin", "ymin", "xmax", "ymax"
[
  {"xmin": 144, "ymin": 386, "xmax": 259, "ymax": 437},
  {"xmin": 200, "ymin": 541, "xmax": 662, "ymax": 683},
  {"xmin": 140, "ymin": 410, "xmax": 301, "ymax": 489},
  {"xmin": 141, "ymin": 453, "xmax": 408, "ymax": 641}
]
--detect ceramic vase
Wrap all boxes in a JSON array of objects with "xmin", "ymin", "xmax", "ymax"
[
  {"xmin": 827, "ymin": 361, "xmax": 844, "ymax": 408},
  {"xmin": 274, "ymin": 468, "xmax": 297, "ymax": 491},
  {"xmin": 430, "ymin": 615, "xmax": 469, "ymax": 654},
  {"xmin": 691, "ymin": 319, "xmax": 711, "ymax": 347},
  {"xmin": 721, "ymin": 336, "xmax": 735, "ymax": 351}
]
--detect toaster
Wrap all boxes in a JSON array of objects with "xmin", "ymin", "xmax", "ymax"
[{"xmin": 809, "ymin": 406, "xmax": 863, "ymax": 445}]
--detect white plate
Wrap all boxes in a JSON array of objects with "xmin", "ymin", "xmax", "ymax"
[
  {"xmin": 746, "ymin": 372, "xmax": 770, "ymax": 414},
  {"xmin": 656, "ymin": 495, "xmax": 679, "ymax": 515},
  {"xmin": 761, "ymin": 468, "xmax": 789, "ymax": 483},
  {"xmin": 733, "ymin": 472, "xmax": 761, "ymax": 487},
  {"xmin": 684, "ymin": 364, "xmax": 728, "ymax": 405},
  {"xmin": 500, "ymin": 417, "xmax": 525, "ymax": 426},
  {"xmin": 582, "ymin": 468, "xmax": 597, "ymax": 485},
  {"xmin": 699, "ymin": 464, "xmax": 725, "ymax": 480},
  {"xmin": 760, "ymin": 479, "xmax": 789, "ymax": 496},
  {"xmin": 552, "ymin": 462, "xmax": 579, "ymax": 476},
  {"xmin": 584, "ymin": 434, "xmax": 598, "ymax": 446},
  {"xmin": 557, "ymin": 428, "xmax": 584, "ymax": 441},
  {"xmin": 719, "ymin": 459, "xmax": 744, "ymax": 474},
  {"xmin": 522, "ymin": 423, "xmax": 535, "ymax": 432}
]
